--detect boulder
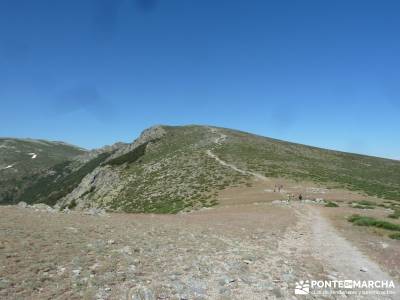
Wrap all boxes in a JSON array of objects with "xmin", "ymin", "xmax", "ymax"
[{"xmin": 17, "ymin": 201, "xmax": 28, "ymax": 208}]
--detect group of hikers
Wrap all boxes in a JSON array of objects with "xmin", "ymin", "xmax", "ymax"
[{"xmin": 274, "ymin": 183, "xmax": 303, "ymax": 201}]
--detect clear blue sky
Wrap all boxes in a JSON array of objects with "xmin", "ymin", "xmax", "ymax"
[{"xmin": 0, "ymin": 0, "xmax": 399, "ymax": 159}]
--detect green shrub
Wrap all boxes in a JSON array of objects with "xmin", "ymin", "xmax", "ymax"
[
  {"xmin": 67, "ymin": 199, "xmax": 77, "ymax": 209},
  {"xmin": 353, "ymin": 204, "xmax": 375, "ymax": 209},
  {"xmin": 357, "ymin": 200, "xmax": 376, "ymax": 206},
  {"xmin": 325, "ymin": 201, "xmax": 339, "ymax": 207},
  {"xmin": 389, "ymin": 233, "xmax": 400, "ymax": 240},
  {"xmin": 351, "ymin": 200, "xmax": 376, "ymax": 209},
  {"xmin": 348, "ymin": 214, "xmax": 400, "ymax": 231}
]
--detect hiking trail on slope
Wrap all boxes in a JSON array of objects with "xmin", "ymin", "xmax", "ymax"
[{"xmin": 206, "ymin": 127, "xmax": 268, "ymax": 181}]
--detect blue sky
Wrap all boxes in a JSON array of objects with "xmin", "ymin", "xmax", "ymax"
[{"xmin": 0, "ymin": 0, "xmax": 399, "ymax": 159}]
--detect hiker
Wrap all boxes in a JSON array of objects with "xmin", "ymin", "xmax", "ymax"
[{"xmin": 298, "ymin": 194, "xmax": 303, "ymax": 201}]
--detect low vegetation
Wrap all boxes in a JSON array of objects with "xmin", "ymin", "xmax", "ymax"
[
  {"xmin": 388, "ymin": 210, "xmax": 400, "ymax": 219},
  {"xmin": 2, "ymin": 125, "xmax": 400, "ymax": 213},
  {"xmin": 0, "ymin": 139, "xmax": 85, "ymax": 204},
  {"xmin": 325, "ymin": 201, "xmax": 339, "ymax": 207},
  {"xmin": 389, "ymin": 233, "xmax": 400, "ymax": 240},
  {"xmin": 214, "ymin": 128, "xmax": 400, "ymax": 202},
  {"xmin": 351, "ymin": 200, "xmax": 376, "ymax": 209},
  {"xmin": 348, "ymin": 214, "xmax": 400, "ymax": 232},
  {"xmin": 105, "ymin": 142, "xmax": 149, "ymax": 166},
  {"xmin": 19, "ymin": 152, "xmax": 113, "ymax": 206}
]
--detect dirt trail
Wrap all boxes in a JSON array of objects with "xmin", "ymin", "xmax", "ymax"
[
  {"xmin": 278, "ymin": 202, "xmax": 400, "ymax": 298},
  {"xmin": 310, "ymin": 206, "xmax": 396, "ymax": 284},
  {"xmin": 207, "ymin": 126, "xmax": 399, "ymax": 297},
  {"xmin": 206, "ymin": 149, "xmax": 268, "ymax": 181},
  {"xmin": 206, "ymin": 128, "xmax": 268, "ymax": 181}
]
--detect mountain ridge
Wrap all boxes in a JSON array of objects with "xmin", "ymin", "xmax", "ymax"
[{"xmin": 1, "ymin": 124, "xmax": 399, "ymax": 211}]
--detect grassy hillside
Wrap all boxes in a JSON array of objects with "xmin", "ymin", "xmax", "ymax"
[
  {"xmin": 0, "ymin": 138, "xmax": 86, "ymax": 204},
  {"xmin": 2, "ymin": 125, "xmax": 399, "ymax": 211},
  {"xmin": 105, "ymin": 126, "xmax": 249, "ymax": 213},
  {"xmin": 17, "ymin": 152, "xmax": 114, "ymax": 206},
  {"xmin": 214, "ymin": 127, "xmax": 400, "ymax": 201},
  {"xmin": 67, "ymin": 125, "xmax": 400, "ymax": 213}
]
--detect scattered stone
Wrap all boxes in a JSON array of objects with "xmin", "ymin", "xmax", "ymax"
[
  {"xmin": 17, "ymin": 201, "xmax": 27, "ymax": 208},
  {"xmin": 381, "ymin": 243, "xmax": 389, "ymax": 249},
  {"xmin": 84, "ymin": 208, "xmax": 106, "ymax": 216},
  {"xmin": 272, "ymin": 287, "xmax": 283, "ymax": 298},
  {"xmin": 129, "ymin": 286, "xmax": 156, "ymax": 300},
  {"xmin": 272, "ymin": 200, "xmax": 289, "ymax": 205},
  {"xmin": 282, "ymin": 273, "xmax": 295, "ymax": 282},
  {"xmin": 360, "ymin": 267, "xmax": 368, "ymax": 272},
  {"xmin": 57, "ymin": 266, "xmax": 66, "ymax": 275},
  {"xmin": 89, "ymin": 263, "xmax": 101, "ymax": 273},
  {"xmin": 187, "ymin": 279, "xmax": 206, "ymax": 296},
  {"xmin": 32, "ymin": 203, "xmax": 55, "ymax": 212},
  {"xmin": 218, "ymin": 275, "xmax": 236, "ymax": 285},
  {"xmin": 240, "ymin": 275, "xmax": 258, "ymax": 284},
  {"xmin": 119, "ymin": 246, "xmax": 132, "ymax": 255},
  {"xmin": 65, "ymin": 226, "xmax": 78, "ymax": 233}
]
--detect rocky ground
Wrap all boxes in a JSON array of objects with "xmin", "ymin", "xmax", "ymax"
[
  {"xmin": 1, "ymin": 177, "xmax": 399, "ymax": 300},
  {"xmin": 1, "ymin": 203, "xmax": 300, "ymax": 300}
]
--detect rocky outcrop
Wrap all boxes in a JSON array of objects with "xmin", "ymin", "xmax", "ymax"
[
  {"xmin": 107, "ymin": 125, "xmax": 166, "ymax": 160},
  {"xmin": 56, "ymin": 165, "xmax": 125, "ymax": 210},
  {"xmin": 55, "ymin": 126, "xmax": 167, "ymax": 210},
  {"xmin": 74, "ymin": 142, "xmax": 127, "ymax": 164}
]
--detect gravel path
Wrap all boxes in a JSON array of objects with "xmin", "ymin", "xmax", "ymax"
[{"xmin": 277, "ymin": 202, "xmax": 400, "ymax": 299}]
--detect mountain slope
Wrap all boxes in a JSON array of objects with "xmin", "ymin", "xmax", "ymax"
[
  {"xmin": 213, "ymin": 127, "xmax": 400, "ymax": 200},
  {"xmin": 2, "ymin": 125, "xmax": 399, "ymax": 212},
  {"xmin": 56, "ymin": 125, "xmax": 249, "ymax": 212},
  {"xmin": 0, "ymin": 138, "xmax": 86, "ymax": 203}
]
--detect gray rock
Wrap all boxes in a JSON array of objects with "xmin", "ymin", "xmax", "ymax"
[
  {"xmin": 218, "ymin": 275, "xmax": 236, "ymax": 286},
  {"xmin": 272, "ymin": 200, "xmax": 289, "ymax": 205},
  {"xmin": 240, "ymin": 275, "xmax": 258, "ymax": 284},
  {"xmin": 84, "ymin": 208, "xmax": 106, "ymax": 216},
  {"xmin": 118, "ymin": 246, "xmax": 132, "ymax": 255},
  {"xmin": 129, "ymin": 286, "xmax": 156, "ymax": 300},
  {"xmin": 17, "ymin": 201, "xmax": 27, "ymax": 208},
  {"xmin": 62, "ymin": 207, "xmax": 71, "ymax": 214},
  {"xmin": 282, "ymin": 273, "xmax": 295, "ymax": 282},
  {"xmin": 188, "ymin": 279, "xmax": 206, "ymax": 296},
  {"xmin": 272, "ymin": 287, "xmax": 283, "ymax": 298},
  {"xmin": 32, "ymin": 203, "xmax": 54, "ymax": 212}
]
